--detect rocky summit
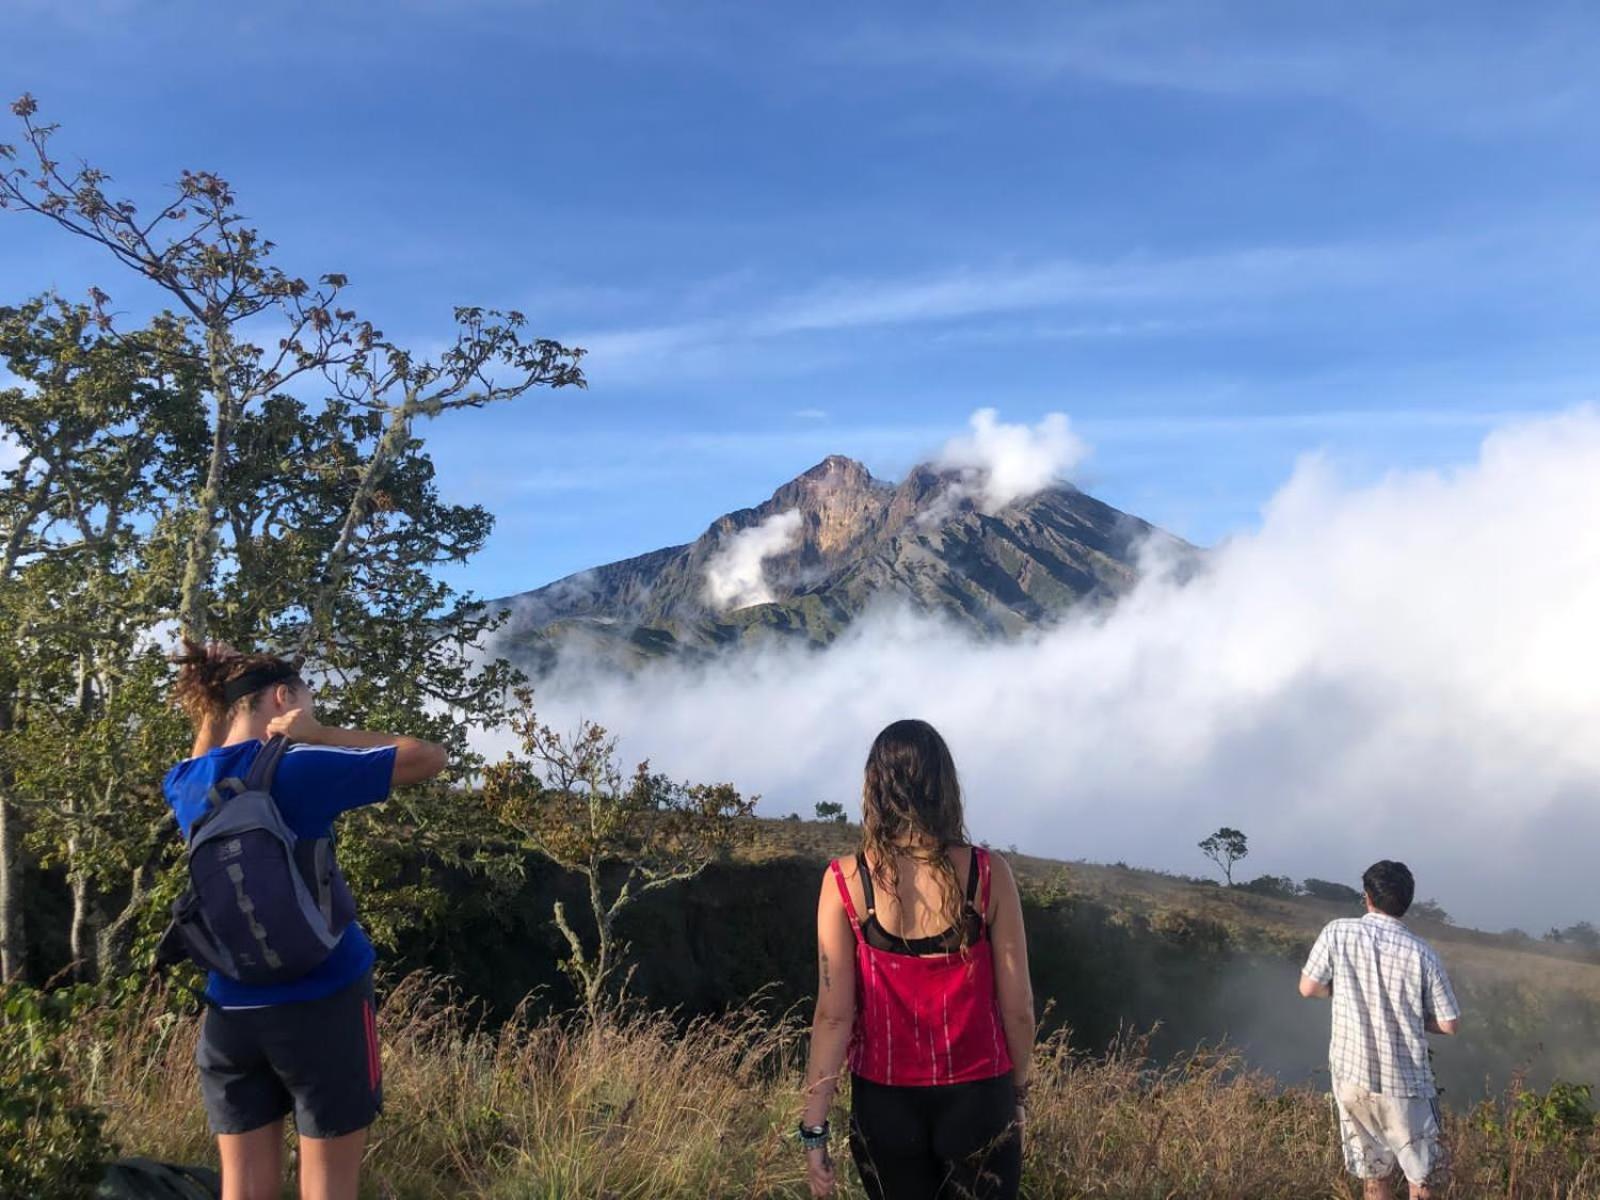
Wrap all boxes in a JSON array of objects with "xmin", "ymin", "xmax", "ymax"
[{"xmin": 489, "ymin": 455, "xmax": 1193, "ymax": 671}]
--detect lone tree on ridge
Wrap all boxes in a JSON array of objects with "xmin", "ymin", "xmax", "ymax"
[{"xmin": 1199, "ymin": 827, "xmax": 1249, "ymax": 886}]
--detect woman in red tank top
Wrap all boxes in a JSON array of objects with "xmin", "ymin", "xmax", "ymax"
[{"xmin": 799, "ymin": 720, "xmax": 1035, "ymax": 1199}]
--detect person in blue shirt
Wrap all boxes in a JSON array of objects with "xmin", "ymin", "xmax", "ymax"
[{"xmin": 166, "ymin": 641, "xmax": 447, "ymax": 1200}]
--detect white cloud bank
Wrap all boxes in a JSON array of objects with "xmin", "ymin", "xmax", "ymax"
[
  {"xmin": 936, "ymin": 408, "xmax": 1089, "ymax": 512},
  {"xmin": 512, "ymin": 408, "xmax": 1600, "ymax": 930},
  {"xmin": 703, "ymin": 509, "xmax": 803, "ymax": 611}
]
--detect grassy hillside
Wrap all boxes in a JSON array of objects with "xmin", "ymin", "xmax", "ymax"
[
  {"xmin": 13, "ymin": 817, "xmax": 1600, "ymax": 1198},
  {"xmin": 372, "ymin": 814, "xmax": 1600, "ymax": 1108}
]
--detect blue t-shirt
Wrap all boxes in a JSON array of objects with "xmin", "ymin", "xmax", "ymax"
[{"xmin": 163, "ymin": 739, "xmax": 396, "ymax": 1007}]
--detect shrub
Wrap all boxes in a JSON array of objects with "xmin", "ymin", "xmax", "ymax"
[
  {"xmin": 1239, "ymin": 874, "xmax": 1300, "ymax": 899},
  {"xmin": 1410, "ymin": 899, "xmax": 1453, "ymax": 925},
  {"xmin": 0, "ymin": 985, "xmax": 112, "ymax": 1200},
  {"xmin": 1302, "ymin": 878, "xmax": 1363, "ymax": 904}
]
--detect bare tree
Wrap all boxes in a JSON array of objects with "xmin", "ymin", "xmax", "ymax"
[{"xmin": 483, "ymin": 691, "xmax": 756, "ymax": 1021}]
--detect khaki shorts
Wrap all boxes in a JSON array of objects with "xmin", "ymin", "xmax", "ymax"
[{"xmin": 1334, "ymin": 1080, "xmax": 1444, "ymax": 1186}]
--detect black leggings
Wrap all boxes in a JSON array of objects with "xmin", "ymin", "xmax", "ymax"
[{"xmin": 849, "ymin": 1072, "xmax": 1022, "ymax": 1200}]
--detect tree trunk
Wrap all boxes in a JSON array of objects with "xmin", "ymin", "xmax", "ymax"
[
  {"xmin": 0, "ymin": 794, "xmax": 25, "ymax": 983},
  {"xmin": 68, "ymin": 861, "xmax": 99, "ymax": 983},
  {"xmin": 178, "ymin": 332, "xmax": 239, "ymax": 641},
  {"xmin": 0, "ymin": 692, "xmax": 23, "ymax": 983},
  {"xmin": 96, "ymin": 810, "xmax": 176, "ymax": 980}
]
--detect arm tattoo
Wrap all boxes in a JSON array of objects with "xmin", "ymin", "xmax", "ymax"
[{"xmin": 820, "ymin": 948, "xmax": 832, "ymax": 991}]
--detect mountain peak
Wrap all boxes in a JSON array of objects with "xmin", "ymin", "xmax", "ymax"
[
  {"xmin": 495, "ymin": 454, "xmax": 1190, "ymax": 670},
  {"xmin": 792, "ymin": 454, "xmax": 878, "ymax": 488},
  {"xmin": 766, "ymin": 455, "xmax": 892, "ymax": 559}
]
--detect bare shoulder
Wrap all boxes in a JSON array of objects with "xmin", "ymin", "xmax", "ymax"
[
  {"xmin": 818, "ymin": 857, "xmax": 852, "ymax": 904},
  {"xmin": 983, "ymin": 847, "xmax": 1017, "ymax": 887},
  {"xmin": 823, "ymin": 854, "xmax": 863, "ymax": 884}
]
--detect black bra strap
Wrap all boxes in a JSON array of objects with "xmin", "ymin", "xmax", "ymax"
[
  {"xmin": 855, "ymin": 853, "xmax": 877, "ymax": 916},
  {"xmin": 964, "ymin": 846, "xmax": 980, "ymax": 908}
]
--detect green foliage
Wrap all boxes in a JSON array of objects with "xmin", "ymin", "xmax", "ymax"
[
  {"xmin": 1410, "ymin": 898, "xmax": 1453, "ymax": 925},
  {"xmin": 814, "ymin": 800, "xmax": 847, "ymax": 823},
  {"xmin": 1239, "ymin": 873, "xmax": 1300, "ymax": 898},
  {"xmin": 1302, "ymin": 877, "xmax": 1363, "ymax": 904},
  {"xmin": 1473, "ymin": 1080, "xmax": 1599, "ymax": 1176},
  {"xmin": 0, "ymin": 984, "xmax": 112, "ymax": 1200},
  {"xmin": 1018, "ymin": 867, "xmax": 1082, "ymax": 909},
  {"xmin": 1514, "ymin": 1081, "xmax": 1596, "ymax": 1145},
  {"xmin": 1546, "ymin": 922, "xmax": 1600, "ymax": 953},
  {"xmin": 0, "ymin": 97, "xmax": 584, "ymax": 985}
]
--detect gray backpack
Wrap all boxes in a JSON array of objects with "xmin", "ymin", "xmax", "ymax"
[{"xmin": 158, "ymin": 735, "xmax": 352, "ymax": 986}]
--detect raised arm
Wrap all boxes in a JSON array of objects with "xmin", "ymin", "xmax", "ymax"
[
  {"xmin": 267, "ymin": 709, "xmax": 447, "ymax": 786},
  {"xmin": 187, "ymin": 641, "xmax": 237, "ymax": 758},
  {"xmin": 987, "ymin": 852, "xmax": 1036, "ymax": 1095}
]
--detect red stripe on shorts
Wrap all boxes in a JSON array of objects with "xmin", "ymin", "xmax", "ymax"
[{"xmin": 362, "ymin": 998, "xmax": 381, "ymax": 1094}]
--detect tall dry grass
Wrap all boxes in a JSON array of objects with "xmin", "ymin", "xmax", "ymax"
[{"xmin": 51, "ymin": 973, "xmax": 1600, "ymax": 1198}]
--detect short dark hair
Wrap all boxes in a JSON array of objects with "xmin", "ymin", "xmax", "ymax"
[{"xmin": 1362, "ymin": 860, "xmax": 1415, "ymax": 917}]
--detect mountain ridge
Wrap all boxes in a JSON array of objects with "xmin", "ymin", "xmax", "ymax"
[{"xmin": 491, "ymin": 454, "xmax": 1193, "ymax": 670}]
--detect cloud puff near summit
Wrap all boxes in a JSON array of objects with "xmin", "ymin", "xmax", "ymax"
[{"xmin": 936, "ymin": 408, "xmax": 1090, "ymax": 513}]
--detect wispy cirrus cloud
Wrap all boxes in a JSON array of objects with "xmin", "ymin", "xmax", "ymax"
[
  {"xmin": 827, "ymin": 1, "xmax": 1600, "ymax": 135},
  {"xmin": 571, "ymin": 223, "xmax": 1597, "ymax": 383}
]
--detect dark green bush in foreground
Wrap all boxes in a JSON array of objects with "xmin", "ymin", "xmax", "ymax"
[{"xmin": 1, "ymin": 984, "xmax": 113, "ymax": 1200}]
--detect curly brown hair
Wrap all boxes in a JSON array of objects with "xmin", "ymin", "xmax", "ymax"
[
  {"xmin": 169, "ymin": 639, "xmax": 301, "ymax": 731},
  {"xmin": 859, "ymin": 719, "xmax": 973, "ymax": 948}
]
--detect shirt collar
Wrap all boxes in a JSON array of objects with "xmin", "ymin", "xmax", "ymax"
[{"xmin": 1362, "ymin": 910, "xmax": 1406, "ymax": 926}]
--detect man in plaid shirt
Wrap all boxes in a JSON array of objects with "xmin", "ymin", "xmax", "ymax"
[{"xmin": 1300, "ymin": 860, "xmax": 1461, "ymax": 1199}]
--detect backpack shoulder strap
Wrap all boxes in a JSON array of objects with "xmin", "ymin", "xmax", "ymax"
[{"xmin": 245, "ymin": 734, "xmax": 291, "ymax": 792}]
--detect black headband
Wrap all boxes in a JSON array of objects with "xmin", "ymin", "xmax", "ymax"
[{"xmin": 222, "ymin": 661, "xmax": 300, "ymax": 705}]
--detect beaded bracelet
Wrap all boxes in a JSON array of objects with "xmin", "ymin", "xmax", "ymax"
[{"xmin": 798, "ymin": 1119, "xmax": 831, "ymax": 1150}]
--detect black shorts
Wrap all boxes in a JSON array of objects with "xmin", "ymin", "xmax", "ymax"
[
  {"xmin": 196, "ymin": 972, "xmax": 382, "ymax": 1139},
  {"xmin": 850, "ymin": 1072, "xmax": 1022, "ymax": 1200}
]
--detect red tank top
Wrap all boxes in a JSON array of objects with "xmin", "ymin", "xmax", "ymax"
[{"xmin": 831, "ymin": 847, "xmax": 1013, "ymax": 1087}]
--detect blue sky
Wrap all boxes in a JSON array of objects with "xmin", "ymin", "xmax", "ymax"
[{"xmin": 4, "ymin": 1, "xmax": 1600, "ymax": 599}]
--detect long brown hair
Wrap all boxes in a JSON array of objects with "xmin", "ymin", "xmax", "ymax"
[
  {"xmin": 860, "ymin": 719, "xmax": 972, "ymax": 947},
  {"xmin": 170, "ymin": 640, "xmax": 301, "ymax": 732}
]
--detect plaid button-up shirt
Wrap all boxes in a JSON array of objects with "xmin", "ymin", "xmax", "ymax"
[{"xmin": 1302, "ymin": 912, "xmax": 1460, "ymax": 1098}]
